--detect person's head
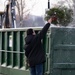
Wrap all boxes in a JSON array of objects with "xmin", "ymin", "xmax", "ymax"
[{"xmin": 27, "ymin": 28, "xmax": 36, "ymax": 35}]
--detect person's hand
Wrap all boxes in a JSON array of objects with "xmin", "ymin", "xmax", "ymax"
[{"xmin": 48, "ymin": 18, "xmax": 52, "ymax": 24}]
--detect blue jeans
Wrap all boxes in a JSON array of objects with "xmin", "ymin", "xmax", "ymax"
[{"xmin": 30, "ymin": 63, "xmax": 43, "ymax": 75}]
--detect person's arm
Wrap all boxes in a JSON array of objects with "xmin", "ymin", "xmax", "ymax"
[{"xmin": 39, "ymin": 18, "xmax": 52, "ymax": 39}]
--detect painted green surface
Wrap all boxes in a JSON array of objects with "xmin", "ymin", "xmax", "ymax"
[
  {"xmin": 1, "ymin": 27, "xmax": 75, "ymax": 75},
  {"xmin": 0, "ymin": 28, "xmax": 51, "ymax": 75},
  {"xmin": 50, "ymin": 27, "xmax": 75, "ymax": 75},
  {"xmin": 0, "ymin": 67, "xmax": 30, "ymax": 75}
]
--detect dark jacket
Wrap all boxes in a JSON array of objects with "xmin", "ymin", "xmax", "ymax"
[{"xmin": 24, "ymin": 23, "xmax": 50, "ymax": 67}]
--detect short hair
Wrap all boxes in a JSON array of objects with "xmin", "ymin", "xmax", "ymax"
[{"xmin": 27, "ymin": 28, "xmax": 33, "ymax": 35}]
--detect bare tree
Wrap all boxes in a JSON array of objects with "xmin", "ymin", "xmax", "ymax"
[
  {"xmin": 57, "ymin": 0, "xmax": 73, "ymax": 9},
  {"xmin": 68, "ymin": 0, "xmax": 75, "ymax": 26},
  {"xmin": 15, "ymin": 0, "xmax": 37, "ymax": 26}
]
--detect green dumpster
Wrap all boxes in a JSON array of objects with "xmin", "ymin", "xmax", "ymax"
[
  {"xmin": 50, "ymin": 27, "xmax": 75, "ymax": 75},
  {"xmin": 0, "ymin": 27, "xmax": 51, "ymax": 75},
  {"xmin": 0, "ymin": 29, "xmax": 28, "ymax": 75}
]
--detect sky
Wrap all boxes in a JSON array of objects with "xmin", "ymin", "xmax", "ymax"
[
  {"xmin": 25, "ymin": 0, "xmax": 60, "ymax": 16},
  {"xmin": 0, "ymin": 0, "xmax": 6, "ymax": 11},
  {"xmin": 0, "ymin": 0, "xmax": 74, "ymax": 27},
  {"xmin": 0, "ymin": 0, "xmax": 73, "ymax": 12},
  {"xmin": 0, "ymin": 0, "xmax": 61, "ymax": 14},
  {"xmin": 0, "ymin": 0, "xmax": 73, "ymax": 16}
]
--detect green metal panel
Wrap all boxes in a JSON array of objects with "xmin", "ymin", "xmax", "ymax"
[
  {"xmin": 50, "ymin": 27, "xmax": 75, "ymax": 75},
  {"xmin": 0, "ymin": 32, "xmax": 2, "ymax": 50},
  {"xmin": 0, "ymin": 28, "xmax": 51, "ymax": 75},
  {"xmin": 43, "ymin": 32, "xmax": 51, "ymax": 75},
  {"xmin": 0, "ymin": 29, "xmax": 28, "ymax": 75},
  {"xmin": 7, "ymin": 52, "xmax": 12, "ymax": 67},
  {"xmin": 19, "ymin": 53, "xmax": 25, "ymax": 68},
  {"xmin": 2, "ymin": 32, "xmax": 5, "ymax": 50},
  {"xmin": 0, "ymin": 66, "xmax": 30, "ymax": 75},
  {"xmin": 0, "ymin": 32, "xmax": 2, "ymax": 65},
  {"xmin": 1, "ymin": 52, "xmax": 5, "ymax": 64},
  {"xmin": 13, "ymin": 31, "xmax": 20, "ymax": 51},
  {"xmin": 13, "ymin": 53, "xmax": 18, "ymax": 68},
  {"xmin": 20, "ymin": 31, "xmax": 25, "ymax": 52}
]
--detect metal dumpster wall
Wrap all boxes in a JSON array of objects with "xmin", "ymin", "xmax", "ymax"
[
  {"xmin": 50, "ymin": 27, "xmax": 75, "ymax": 75},
  {"xmin": 0, "ymin": 27, "xmax": 51, "ymax": 75},
  {"xmin": 0, "ymin": 28, "xmax": 29, "ymax": 75}
]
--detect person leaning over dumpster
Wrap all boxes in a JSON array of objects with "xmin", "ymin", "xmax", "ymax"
[{"xmin": 24, "ymin": 17, "xmax": 52, "ymax": 75}]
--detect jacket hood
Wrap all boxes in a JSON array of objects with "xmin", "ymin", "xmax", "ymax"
[{"xmin": 25, "ymin": 35, "xmax": 34, "ymax": 44}]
